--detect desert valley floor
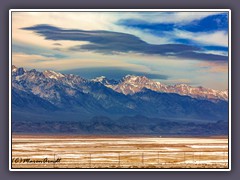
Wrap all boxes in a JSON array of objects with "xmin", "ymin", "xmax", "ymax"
[{"xmin": 11, "ymin": 135, "xmax": 228, "ymax": 169}]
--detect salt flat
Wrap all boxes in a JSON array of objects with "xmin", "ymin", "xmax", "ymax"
[{"xmin": 11, "ymin": 135, "xmax": 228, "ymax": 169}]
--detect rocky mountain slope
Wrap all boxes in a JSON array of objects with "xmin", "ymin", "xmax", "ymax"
[{"xmin": 11, "ymin": 65, "xmax": 229, "ymax": 135}]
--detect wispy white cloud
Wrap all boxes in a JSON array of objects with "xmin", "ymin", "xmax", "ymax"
[
  {"xmin": 173, "ymin": 30, "xmax": 228, "ymax": 46},
  {"xmin": 12, "ymin": 51, "xmax": 151, "ymax": 72},
  {"xmin": 202, "ymin": 50, "xmax": 228, "ymax": 56},
  {"xmin": 12, "ymin": 11, "xmax": 226, "ymax": 47},
  {"xmin": 128, "ymin": 12, "xmax": 224, "ymax": 24},
  {"xmin": 196, "ymin": 61, "xmax": 228, "ymax": 73}
]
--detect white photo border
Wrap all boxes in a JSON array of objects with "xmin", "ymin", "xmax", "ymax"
[{"xmin": 9, "ymin": 9, "xmax": 231, "ymax": 171}]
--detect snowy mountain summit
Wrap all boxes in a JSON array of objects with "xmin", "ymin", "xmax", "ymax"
[
  {"xmin": 107, "ymin": 74, "xmax": 228, "ymax": 101},
  {"xmin": 12, "ymin": 65, "xmax": 228, "ymax": 102},
  {"xmin": 43, "ymin": 70, "xmax": 65, "ymax": 80}
]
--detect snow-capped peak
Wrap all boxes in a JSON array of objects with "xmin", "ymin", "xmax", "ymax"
[
  {"xmin": 12, "ymin": 65, "xmax": 18, "ymax": 72},
  {"xmin": 43, "ymin": 70, "xmax": 65, "ymax": 80},
  {"xmin": 12, "ymin": 65, "xmax": 26, "ymax": 76},
  {"xmin": 114, "ymin": 75, "xmax": 164, "ymax": 95},
  {"xmin": 112, "ymin": 75, "xmax": 228, "ymax": 101},
  {"xmin": 92, "ymin": 76, "xmax": 118, "ymax": 88},
  {"xmin": 174, "ymin": 83, "xmax": 189, "ymax": 87},
  {"xmin": 92, "ymin": 76, "xmax": 106, "ymax": 82},
  {"xmin": 121, "ymin": 75, "xmax": 152, "ymax": 84}
]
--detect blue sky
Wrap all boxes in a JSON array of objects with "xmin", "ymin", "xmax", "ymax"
[{"xmin": 12, "ymin": 11, "xmax": 229, "ymax": 90}]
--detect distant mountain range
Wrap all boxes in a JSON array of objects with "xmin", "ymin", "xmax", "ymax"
[
  {"xmin": 92, "ymin": 75, "xmax": 228, "ymax": 102},
  {"xmin": 11, "ymin": 65, "xmax": 229, "ymax": 135}
]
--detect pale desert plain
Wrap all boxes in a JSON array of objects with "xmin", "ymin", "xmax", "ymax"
[{"xmin": 11, "ymin": 135, "xmax": 228, "ymax": 169}]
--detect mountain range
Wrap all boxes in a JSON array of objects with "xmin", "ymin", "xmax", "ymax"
[
  {"xmin": 92, "ymin": 74, "xmax": 228, "ymax": 102},
  {"xmin": 11, "ymin": 65, "xmax": 229, "ymax": 135}
]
